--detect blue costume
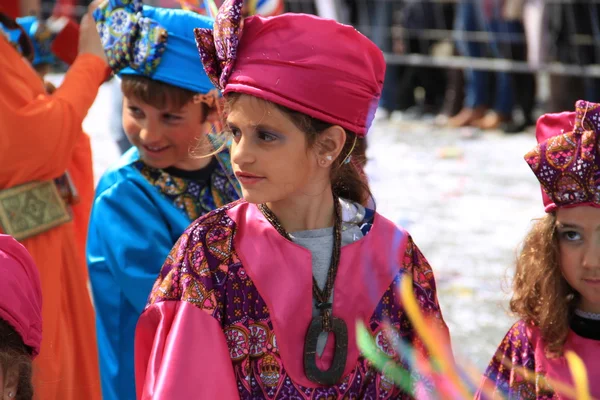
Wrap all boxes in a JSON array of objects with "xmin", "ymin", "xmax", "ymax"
[{"xmin": 87, "ymin": 3, "xmax": 240, "ymax": 399}]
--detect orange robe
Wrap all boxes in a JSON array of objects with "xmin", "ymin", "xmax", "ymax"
[
  {"xmin": 68, "ymin": 132, "xmax": 95, "ymax": 266},
  {"xmin": 0, "ymin": 36, "xmax": 109, "ymax": 400}
]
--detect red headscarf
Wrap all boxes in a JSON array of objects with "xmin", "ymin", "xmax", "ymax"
[
  {"xmin": 0, "ymin": 234, "xmax": 43, "ymax": 357},
  {"xmin": 195, "ymin": 0, "xmax": 385, "ymax": 136}
]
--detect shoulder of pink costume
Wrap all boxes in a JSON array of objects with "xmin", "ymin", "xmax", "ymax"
[
  {"xmin": 146, "ymin": 199, "xmax": 245, "ymax": 308},
  {"xmin": 373, "ymin": 210, "xmax": 407, "ymax": 232},
  {"xmin": 188, "ymin": 198, "xmax": 246, "ymax": 229},
  {"xmin": 499, "ymin": 319, "xmax": 541, "ymax": 355},
  {"xmin": 370, "ymin": 209, "xmax": 411, "ymax": 248}
]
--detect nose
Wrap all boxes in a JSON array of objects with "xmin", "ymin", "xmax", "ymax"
[
  {"xmin": 582, "ymin": 241, "xmax": 600, "ymax": 270},
  {"xmin": 138, "ymin": 119, "xmax": 162, "ymax": 144},
  {"xmin": 231, "ymin": 133, "xmax": 256, "ymax": 167}
]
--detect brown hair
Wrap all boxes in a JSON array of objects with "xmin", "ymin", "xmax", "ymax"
[
  {"xmin": 225, "ymin": 93, "xmax": 373, "ymax": 207},
  {"xmin": 121, "ymin": 75, "xmax": 210, "ymax": 118},
  {"xmin": 0, "ymin": 319, "xmax": 33, "ymax": 400},
  {"xmin": 509, "ymin": 213, "xmax": 577, "ymax": 356},
  {"xmin": 0, "ymin": 13, "xmax": 34, "ymax": 62}
]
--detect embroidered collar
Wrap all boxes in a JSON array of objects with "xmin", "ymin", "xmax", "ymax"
[{"xmin": 575, "ymin": 309, "xmax": 600, "ymax": 321}]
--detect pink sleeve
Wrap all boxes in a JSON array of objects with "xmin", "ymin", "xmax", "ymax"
[{"xmin": 135, "ymin": 301, "xmax": 240, "ymax": 400}]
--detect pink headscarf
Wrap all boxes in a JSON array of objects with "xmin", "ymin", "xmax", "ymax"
[
  {"xmin": 0, "ymin": 234, "xmax": 42, "ymax": 357},
  {"xmin": 525, "ymin": 100, "xmax": 600, "ymax": 213},
  {"xmin": 195, "ymin": 0, "xmax": 385, "ymax": 136}
]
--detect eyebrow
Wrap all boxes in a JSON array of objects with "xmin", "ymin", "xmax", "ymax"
[
  {"xmin": 163, "ymin": 109, "xmax": 186, "ymax": 114},
  {"xmin": 226, "ymin": 120, "xmax": 282, "ymax": 133},
  {"xmin": 556, "ymin": 222, "xmax": 582, "ymax": 229},
  {"xmin": 125, "ymin": 99, "xmax": 185, "ymax": 114}
]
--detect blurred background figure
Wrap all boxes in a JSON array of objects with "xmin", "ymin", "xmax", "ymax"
[{"xmin": 0, "ymin": 235, "xmax": 42, "ymax": 400}]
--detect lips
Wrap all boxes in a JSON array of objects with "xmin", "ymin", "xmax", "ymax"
[
  {"xmin": 142, "ymin": 144, "xmax": 170, "ymax": 155},
  {"xmin": 235, "ymin": 171, "xmax": 265, "ymax": 185},
  {"xmin": 582, "ymin": 278, "xmax": 600, "ymax": 288}
]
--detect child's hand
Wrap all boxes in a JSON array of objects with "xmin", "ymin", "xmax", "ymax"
[{"xmin": 78, "ymin": 0, "xmax": 107, "ymax": 65}]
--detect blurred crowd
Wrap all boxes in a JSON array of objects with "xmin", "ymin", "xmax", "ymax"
[
  {"xmin": 26, "ymin": 0, "xmax": 600, "ymax": 138},
  {"xmin": 349, "ymin": 0, "xmax": 600, "ymax": 134}
]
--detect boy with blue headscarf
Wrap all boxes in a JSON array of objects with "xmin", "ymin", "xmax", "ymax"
[{"xmin": 87, "ymin": 2, "xmax": 240, "ymax": 399}]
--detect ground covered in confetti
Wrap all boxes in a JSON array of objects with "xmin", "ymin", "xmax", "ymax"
[{"xmin": 78, "ymin": 77, "xmax": 543, "ymax": 372}]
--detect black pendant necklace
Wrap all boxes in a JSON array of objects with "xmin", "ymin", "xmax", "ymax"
[{"xmin": 257, "ymin": 196, "xmax": 348, "ymax": 385}]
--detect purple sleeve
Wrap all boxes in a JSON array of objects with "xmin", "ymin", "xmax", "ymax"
[{"xmin": 476, "ymin": 320, "xmax": 542, "ymax": 399}]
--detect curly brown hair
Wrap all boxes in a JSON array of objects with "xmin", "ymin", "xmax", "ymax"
[
  {"xmin": 509, "ymin": 213, "xmax": 578, "ymax": 356},
  {"xmin": 0, "ymin": 319, "xmax": 34, "ymax": 400}
]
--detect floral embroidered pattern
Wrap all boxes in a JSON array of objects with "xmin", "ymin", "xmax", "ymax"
[
  {"xmin": 376, "ymin": 328, "xmax": 401, "ymax": 357},
  {"xmin": 225, "ymin": 326, "xmax": 249, "ymax": 361},
  {"xmin": 194, "ymin": 0, "xmax": 244, "ymax": 90},
  {"xmin": 479, "ymin": 320, "xmax": 558, "ymax": 400},
  {"xmin": 249, "ymin": 323, "xmax": 269, "ymax": 357},
  {"xmin": 93, "ymin": 0, "xmax": 168, "ymax": 76},
  {"xmin": 134, "ymin": 150, "xmax": 240, "ymax": 221}
]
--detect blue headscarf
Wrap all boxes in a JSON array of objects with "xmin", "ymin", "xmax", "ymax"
[
  {"xmin": 0, "ymin": 16, "xmax": 54, "ymax": 65},
  {"xmin": 15, "ymin": 16, "xmax": 56, "ymax": 66},
  {"xmin": 93, "ymin": 0, "xmax": 215, "ymax": 94}
]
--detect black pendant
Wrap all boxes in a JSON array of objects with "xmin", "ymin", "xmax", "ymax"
[{"xmin": 303, "ymin": 316, "xmax": 348, "ymax": 385}]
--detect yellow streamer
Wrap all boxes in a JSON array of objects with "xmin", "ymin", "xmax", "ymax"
[
  {"xmin": 399, "ymin": 275, "xmax": 472, "ymax": 399},
  {"xmin": 247, "ymin": 0, "xmax": 258, "ymax": 15},
  {"xmin": 565, "ymin": 351, "xmax": 592, "ymax": 400}
]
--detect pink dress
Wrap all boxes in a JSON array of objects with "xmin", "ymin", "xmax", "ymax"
[
  {"xmin": 135, "ymin": 200, "xmax": 450, "ymax": 399},
  {"xmin": 477, "ymin": 319, "xmax": 600, "ymax": 399}
]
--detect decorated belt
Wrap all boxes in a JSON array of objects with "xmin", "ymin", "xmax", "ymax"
[{"xmin": 0, "ymin": 173, "xmax": 78, "ymax": 241}]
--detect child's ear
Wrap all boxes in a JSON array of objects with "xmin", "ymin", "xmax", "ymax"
[{"xmin": 3, "ymin": 365, "xmax": 19, "ymax": 400}]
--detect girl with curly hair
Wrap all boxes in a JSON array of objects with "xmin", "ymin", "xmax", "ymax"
[{"xmin": 477, "ymin": 100, "xmax": 600, "ymax": 399}]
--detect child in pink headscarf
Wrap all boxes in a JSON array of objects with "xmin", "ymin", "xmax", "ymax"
[
  {"xmin": 477, "ymin": 101, "xmax": 600, "ymax": 399},
  {"xmin": 0, "ymin": 235, "xmax": 42, "ymax": 400},
  {"xmin": 134, "ymin": 0, "xmax": 450, "ymax": 398}
]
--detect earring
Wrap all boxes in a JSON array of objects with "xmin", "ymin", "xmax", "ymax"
[
  {"xmin": 325, "ymin": 155, "xmax": 333, "ymax": 161},
  {"xmin": 7, "ymin": 392, "xmax": 14, "ymax": 398}
]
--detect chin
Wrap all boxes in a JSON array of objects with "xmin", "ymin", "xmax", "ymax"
[
  {"xmin": 240, "ymin": 188, "xmax": 279, "ymax": 205},
  {"xmin": 240, "ymin": 191, "xmax": 264, "ymax": 204},
  {"xmin": 139, "ymin": 155, "xmax": 171, "ymax": 170}
]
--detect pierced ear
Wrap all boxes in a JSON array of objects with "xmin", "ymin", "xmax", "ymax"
[
  {"xmin": 3, "ymin": 365, "xmax": 19, "ymax": 399},
  {"xmin": 316, "ymin": 125, "xmax": 346, "ymax": 160}
]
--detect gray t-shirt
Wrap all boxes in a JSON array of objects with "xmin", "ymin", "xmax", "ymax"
[{"xmin": 288, "ymin": 198, "xmax": 367, "ymax": 355}]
